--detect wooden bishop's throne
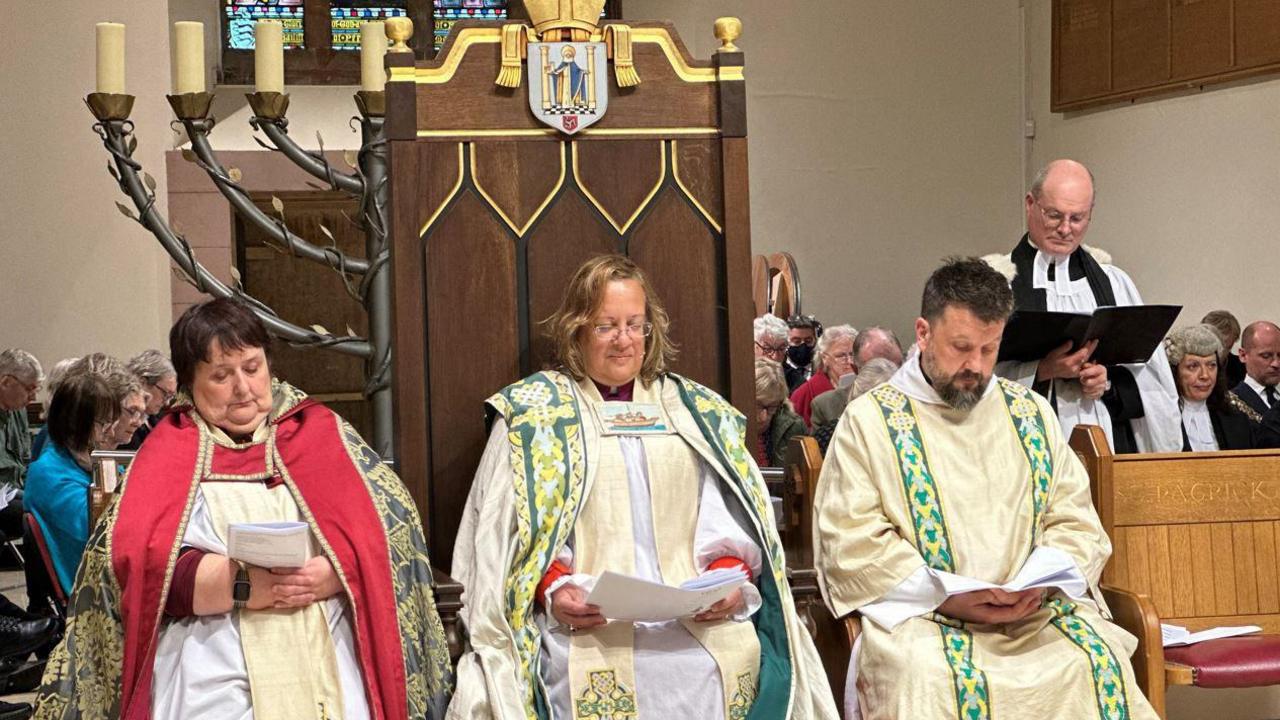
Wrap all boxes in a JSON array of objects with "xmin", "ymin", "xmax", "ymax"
[{"xmin": 382, "ymin": 2, "xmax": 756, "ymax": 588}]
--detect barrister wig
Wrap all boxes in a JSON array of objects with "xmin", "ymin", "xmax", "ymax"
[
  {"xmin": 1164, "ymin": 324, "xmax": 1225, "ymax": 366},
  {"xmin": 542, "ymin": 254, "xmax": 677, "ymax": 385}
]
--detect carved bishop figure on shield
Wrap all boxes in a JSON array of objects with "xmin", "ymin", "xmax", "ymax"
[{"xmin": 529, "ymin": 42, "xmax": 609, "ymax": 134}]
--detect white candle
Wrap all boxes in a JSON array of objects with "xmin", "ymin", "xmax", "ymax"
[
  {"xmin": 174, "ymin": 21, "xmax": 205, "ymax": 94},
  {"xmin": 254, "ymin": 20, "xmax": 284, "ymax": 93},
  {"xmin": 96, "ymin": 22, "xmax": 126, "ymax": 94},
  {"xmin": 360, "ymin": 21, "xmax": 388, "ymax": 92}
]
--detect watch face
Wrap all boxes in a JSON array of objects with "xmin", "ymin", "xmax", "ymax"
[{"xmin": 234, "ymin": 568, "xmax": 251, "ymax": 602}]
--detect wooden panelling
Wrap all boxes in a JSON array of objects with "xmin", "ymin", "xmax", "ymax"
[
  {"xmin": 628, "ymin": 189, "xmax": 723, "ymax": 391},
  {"xmin": 525, "ymin": 191, "xmax": 620, "ymax": 370},
  {"xmin": 1168, "ymin": 524, "xmax": 1196, "ymax": 617},
  {"xmin": 1112, "ymin": 0, "xmax": 1169, "ymax": 91},
  {"xmin": 424, "ymin": 191, "xmax": 520, "ymax": 570},
  {"xmin": 1170, "ymin": 0, "xmax": 1232, "ymax": 80},
  {"xmin": 674, "ymin": 139, "xmax": 725, "ymax": 230},
  {"xmin": 1236, "ymin": 0, "xmax": 1280, "ymax": 66},
  {"xmin": 1258, "ymin": 522, "xmax": 1280, "ymax": 613},
  {"xmin": 574, "ymin": 140, "xmax": 665, "ymax": 233},
  {"xmin": 1055, "ymin": 0, "xmax": 1280, "ymax": 110},
  {"xmin": 1055, "ymin": 0, "xmax": 1112, "ymax": 104},
  {"xmin": 472, "ymin": 141, "xmax": 565, "ymax": 234},
  {"xmin": 1111, "ymin": 451, "xmax": 1280, "ymax": 526},
  {"xmin": 416, "ymin": 143, "xmax": 466, "ymax": 234}
]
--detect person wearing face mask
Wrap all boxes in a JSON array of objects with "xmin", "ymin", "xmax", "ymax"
[
  {"xmin": 35, "ymin": 298, "xmax": 453, "ymax": 720},
  {"xmin": 450, "ymin": 255, "xmax": 837, "ymax": 720},
  {"xmin": 789, "ymin": 324, "xmax": 857, "ymax": 428},
  {"xmin": 783, "ymin": 315, "xmax": 822, "ymax": 392},
  {"xmin": 984, "ymin": 159, "xmax": 1181, "ymax": 454},
  {"xmin": 814, "ymin": 257, "xmax": 1158, "ymax": 720}
]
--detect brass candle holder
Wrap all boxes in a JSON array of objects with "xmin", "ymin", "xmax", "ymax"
[
  {"xmin": 246, "ymin": 91, "xmax": 290, "ymax": 120},
  {"xmin": 166, "ymin": 92, "xmax": 214, "ymax": 121},
  {"xmin": 355, "ymin": 90, "xmax": 386, "ymax": 118},
  {"xmin": 86, "ymin": 93, "xmax": 135, "ymax": 122}
]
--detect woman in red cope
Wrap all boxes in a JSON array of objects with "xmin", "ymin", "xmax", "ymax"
[
  {"xmin": 448, "ymin": 255, "xmax": 836, "ymax": 719},
  {"xmin": 34, "ymin": 298, "xmax": 452, "ymax": 720}
]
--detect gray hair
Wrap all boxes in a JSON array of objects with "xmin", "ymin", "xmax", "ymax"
[
  {"xmin": 753, "ymin": 314, "xmax": 789, "ymax": 347},
  {"xmin": 44, "ymin": 358, "xmax": 80, "ymax": 396},
  {"xmin": 815, "ymin": 324, "xmax": 857, "ymax": 374},
  {"xmin": 1165, "ymin": 324, "xmax": 1224, "ymax": 367},
  {"xmin": 1029, "ymin": 159, "xmax": 1097, "ymax": 201},
  {"xmin": 754, "ymin": 357, "xmax": 790, "ymax": 408},
  {"xmin": 0, "ymin": 349, "xmax": 43, "ymax": 384},
  {"xmin": 127, "ymin": 349, "xmax": 176, "ymax": 385},
  {"xmin": 70, "ymin": 353, "xmax": 143, "ymax": 407},
  {"xmin": 848, "ymin": 357, "xmax": 899, "ymax": 401},
  {"xmin": 853, "ymin": 326, "xmax": 904, "ymax": 366}
]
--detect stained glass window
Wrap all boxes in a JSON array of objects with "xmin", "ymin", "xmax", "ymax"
[
  {"xmin": 224, "ymin": 0, "xmax": 306, "ymax": 50},
  {"xmin": 330, "ymin": 1, "xmax": 409, "ymax": 51},
  {"xmin": 433, "ymin": 0, "xmax": 508, "ymax": 51}
]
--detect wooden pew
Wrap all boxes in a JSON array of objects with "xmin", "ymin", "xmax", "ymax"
[
  {"xmin": 1071, "ymin": 424, "xmax": 1280, "ymax": 718},
  {"xmin": 784, "ymin": 435, "xmax": 851, "ymax": 712}
]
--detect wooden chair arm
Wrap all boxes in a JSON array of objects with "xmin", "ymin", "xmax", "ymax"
[
  {"xmin": 843, "ymin": 613, "xmax": 861, "ymax": 649},
  {"xmin": 1100, "ymin": 583, "xmax": 1167, "ymax": 718}
]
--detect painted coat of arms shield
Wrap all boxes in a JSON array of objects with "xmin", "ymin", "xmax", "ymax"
[{"xmin": 528, "ymin": 42, "xmax": 609, "ymax": 135}]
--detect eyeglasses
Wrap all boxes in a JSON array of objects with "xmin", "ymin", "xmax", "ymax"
[
  {"xmin": 122, "ymin": 407, "xmax": 147, "ymax": 421},
  {"xmin": 826, "ymin": 351, "xmax": 854, "ymax": 363},
  {"xmin": 2, "ymin": 375, "xmax": 39, "ymax": 396},
  {"xmin": 592, "ymin": 321, "xmax": 653, "ymax": 341},
  {"xmin": 1035, "ymin": 199, "xmax": 1091, "ymax": 230},
  {"xmin": 756, "ymin": 341, "xmax": 787, "ymax": 356},
  {"xmin": 150, "ymin": 382, "xmax": 177, "ymax": 408}
]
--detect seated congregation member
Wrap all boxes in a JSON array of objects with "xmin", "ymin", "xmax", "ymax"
[
  {"xmin": 0, "ymin": 349, "xmax": 42, "ymax": 493},
  {"xmin": 790, "ymin": 324, "xmax": 857, "ymax": 427},
  {"xmin": 783, "ymin": 315, "xmax": 822, "ymax": 392},
  {"xmin": 810, "ymin": 326, "xmax": 904, "ymax": 429},
  {"xmin": 814, "ymin": 257, "xmax": 1157, "ymax": 720},
  {"xmin": 25, "ymin": 368, "xmax": 133, "ymax": 596},
  {"xmin": 104, "ymin": 369, "xmax": 146, "ymax": 451},
  {"xmin": 35, "ymin": 297, "xmax": 453, "ymax": 720},
  {"xmin": 30, "ymin": 358, "xmax": 79, "ymax": 461},
  {"xmin": 1165, "ymin": 324, "xmax": 1276, "ymax": 451},
  {"xmin": 121, "ymin": 349, "xmax": 177, "ymax": 450},
  {"xmin": 450, "ymin": 255, "xmax": 836, "ymax": 720},
  {"xmin": 1232, "ymin": 320, "xmax": 1280, "ymax": 417},
  {"xmin": 753, "ymin": 314, "xmax": 789, "ymax": 364},
  {"xmin": 986, "ymin": 159, "xmax": 1181, "ymax": 453},
  {"xmin": 811, "ymin": 357, "xmax": 898, "ymax": 455},
  {"xmin": 1202, "ymin": 310, "xmax": 1245, "ymax": 389},
  {"xmin": 755, "ymin": 357, "xmax": 806, "ymax": 467}
]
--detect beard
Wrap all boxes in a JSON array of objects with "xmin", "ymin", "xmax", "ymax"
[{"xmin": 921, "ymin": 350, "xmax": 988, "ymax": 411}]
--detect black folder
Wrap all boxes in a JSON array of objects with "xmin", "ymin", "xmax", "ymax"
[{"xmin": 998, "ymin": 305, "xmax": 1182, "ymax": 366}]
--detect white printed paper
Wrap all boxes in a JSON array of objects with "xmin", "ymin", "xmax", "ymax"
[
  {"xmin": 931, "ymin": 546, "xmax": 1088, "ymax": 599},
  {"xmin": 227, "ymin": 521, "xmax": 311, "ymax": 569},
  {"xmin": 585, "ymin": 568, "xmax": 748, "ymax": 623},
  {"xmin": 1161, "ymin": 623, "xmax": 1261, "ymax": 647}
]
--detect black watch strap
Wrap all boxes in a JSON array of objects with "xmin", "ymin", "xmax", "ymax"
[{"xmin": 232, "ymin": 561, "xmax": 251, "ymax": 609}]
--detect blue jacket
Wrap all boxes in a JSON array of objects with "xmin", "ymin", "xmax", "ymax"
[{"xmin": 24, "ymin": 442, "xmax": 91, "ymax": 594}]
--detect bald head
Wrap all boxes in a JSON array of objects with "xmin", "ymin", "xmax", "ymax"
[
  {"xmin": 1025, "ymin": 159, "xmax": 1096, "ymax": 258},
  {"xmin": 1241, "ymin": 321, "xmax": 1280, "ymax": 387},
  {"xmin": 852, "ymin": 327, "xmax": 904, "ymax": 370}
]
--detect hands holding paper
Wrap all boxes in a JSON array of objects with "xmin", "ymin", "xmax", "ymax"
[
  {"xmin": 550, "ymin": 584, "xmax": 607, "ymax": 630},
  {"xmin": 692, "ymin": 589, "xmax": 745, "ymax": 623},
  {"xmin": 938, "ymin": 587, "xmax": 1044, "ymax": 625}
]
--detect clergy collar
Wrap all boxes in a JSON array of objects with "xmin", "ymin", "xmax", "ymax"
[
  {"xmin": 1010, "ymin": 234, "xmax": 1116, "ymax": 309},
  {"xmin": 591, "ymin": 378, "xmax": 635, "ymax": 402},
  {"xmin": 889, "ymin": 350, "xmax": 997, "ymax": 407}
]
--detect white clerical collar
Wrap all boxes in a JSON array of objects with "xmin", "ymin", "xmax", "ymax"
[
  {"xmin": 1031, "ymin": 246, "xmax": 1076, "ymax": 296},
  {"xmin": 888, "ymin": 351, "xmax": 997, "ymax": 407}
]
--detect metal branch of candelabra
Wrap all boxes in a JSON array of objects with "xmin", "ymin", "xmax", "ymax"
[{"xmin": 84, "ymin": 84, "xmax": 397, "ymax": 463}]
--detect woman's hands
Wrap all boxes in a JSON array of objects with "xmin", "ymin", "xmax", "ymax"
[
  {"xmin": 550, "ymin": 583, "xmax": 607, "ymax": 631},
  {"xmin": 266, "ymin": 556, "xmax": 343, "ymax": 609},
  {"xmin": 693, "ymin": 588, "xmax": 746, "ymax": 623}
]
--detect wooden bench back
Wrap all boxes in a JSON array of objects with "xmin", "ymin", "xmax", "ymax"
[{"xmin": 1070, "ymin": 424, "xmax": 1280, "ymax": 633}]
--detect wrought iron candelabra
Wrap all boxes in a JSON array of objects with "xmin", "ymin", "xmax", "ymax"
[{"xmin": 85, "ymin": 82, "xmax": 396, "ymax": 461}]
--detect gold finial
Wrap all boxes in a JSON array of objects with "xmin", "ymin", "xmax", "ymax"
[
  {"xmin": 385, "ymin": 16, "xmax": 413, "ymax": 52},
  {"xmin": 714, "ymin": 17, "xmax": 742, "ymax": 53},
  {"xmin": 525, "ymin": 0, "xmax": 607, "ymax": 35}
]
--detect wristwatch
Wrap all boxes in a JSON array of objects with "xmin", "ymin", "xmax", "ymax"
[{"xmin": 232, "ymin": 561, "xmax": 251, "ymax": 610}]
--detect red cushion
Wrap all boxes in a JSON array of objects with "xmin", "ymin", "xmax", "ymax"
[{"xmin": 1164, "ymin": 635, "xmax": 1280, "ymax": 688}]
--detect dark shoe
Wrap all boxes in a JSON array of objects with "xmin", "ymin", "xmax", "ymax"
[
  {"xmin": 0, "ymin": 699, "xmax": 32, "ymax": 720},
  {"xmin": 0, "ymin": 616, "xmax": 54, "ymax": 663}
]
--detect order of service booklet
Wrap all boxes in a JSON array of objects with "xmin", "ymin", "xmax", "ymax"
[
  {"xmin": 585, "ymin": 567, "xmax": 749, "ymax": 623},
  {"xmin": 227, "ymin": 521, "xmax": 311, "ymax": 569},
  {"xmin": 998, "ymin": 304, "xmax": 1182, "ymax": 366}
]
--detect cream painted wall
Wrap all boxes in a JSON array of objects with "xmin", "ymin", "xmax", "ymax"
[
  {"xmin": 1025, "ymin": 1, "xmax": 1280, "ymax": 346},
  {"xmin": 0, "ymin": 1, "xmax": 173, "ymax": 377},
  {"xmin": 628, "ymin": 0, "xmax": 1025, "ymax": 340}
]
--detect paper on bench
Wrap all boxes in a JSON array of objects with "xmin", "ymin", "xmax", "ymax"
[
  {"xmin": 1161, "ymin": 623, "xmax": 1261, "ymax": 647},
  {"xmin": 585, "ymin": 568, "xmax": 748, "ymax": 623},
  {"xmin": 227, "ymin": 521, "xmax": 311, "ymax": 569},
  {"xmin": 931, "ymin": 546, "xmax": 1088, "ymax": 599}
]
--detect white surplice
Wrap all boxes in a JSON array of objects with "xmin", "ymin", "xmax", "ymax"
[
  {"xmin": 150, "ymin": 490, "xmax": 370, "ymax": 720},
  {"xmin": 994, "ymin": 249, "xmax": 1182, "ymax": 453}
]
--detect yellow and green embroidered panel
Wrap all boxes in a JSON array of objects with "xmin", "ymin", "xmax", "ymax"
[
  {"xmin": 995, "ymin": 379, "xmax": 1053, "ymax": 543},
  {"xmin": 574, "ymin": 669, "xmax": 637, "ymax": 720},
  {"xmin": 1047, "ymin": 599, "xmax": 1131, "ymax": 720}
]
